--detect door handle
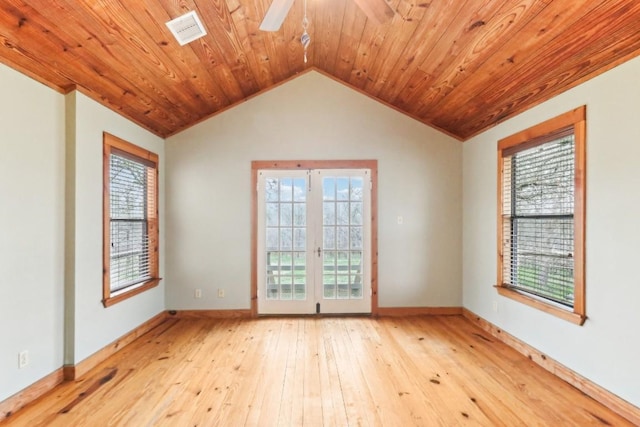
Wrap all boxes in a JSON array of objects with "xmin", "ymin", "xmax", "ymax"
[{"xmin": 317, "ymin": 247, "xmax": 322, "ymax": 257}]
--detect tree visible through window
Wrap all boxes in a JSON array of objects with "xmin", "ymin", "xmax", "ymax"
[
  {"xmin": 103, "ymin": 133, "xmax": 160, "ymax": 307},
  {"xmin": 497, "ymin": 107, "xmax": 586, "ymax": 325}
]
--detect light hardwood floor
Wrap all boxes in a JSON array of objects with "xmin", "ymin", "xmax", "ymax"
[{"xmin": 1, "ymin": 316, "xmax": 632, "ymax": 426}]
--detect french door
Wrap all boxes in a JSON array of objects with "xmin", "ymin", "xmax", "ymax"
[{"xmin": 257, "ymin": 169, "xmax": 371, "ymax": 314}]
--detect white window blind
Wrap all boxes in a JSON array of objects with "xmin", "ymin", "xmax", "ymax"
[
  {"xmin": 109, "ymin": 150, "xmax": 154, "ymax": 292},
  {"xmin": 501, "ymin": 132, "xmax": 575, "ymax": 307}
]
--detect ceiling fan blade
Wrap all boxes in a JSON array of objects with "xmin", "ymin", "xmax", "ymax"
[
  {"xmin": 259, "ymin": 0, "xmax": 295, "ymax": 31},
  {"xmin": 351, "ymin": 0, "xmax": 395, "ymax": 25}
]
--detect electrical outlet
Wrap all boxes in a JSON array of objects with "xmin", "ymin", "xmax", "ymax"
[
  {"xmin": 194, "ymin": 289, "xmax": 202, "ymax": 299},
  {"xmin": 218, "ymin": 289, "xmax": 225, "ymax": 298},
  {"xmin": 18, "ymin": 350, "xmax": 29, "ymax": 369}
]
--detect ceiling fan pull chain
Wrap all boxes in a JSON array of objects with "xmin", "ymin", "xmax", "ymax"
[{"xmin": 301, "ymin": 0, "xmax": 310, "ymax": 63}]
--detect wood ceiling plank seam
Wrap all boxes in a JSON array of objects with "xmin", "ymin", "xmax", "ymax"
[
  {"xmin": 310, "ymin": 0, "xmax": 332, "ymax": 70},
  {"xmin": 346, "ymin": 0, "xmax": 402, "ymax": 90},
  {"xmin": 413, "ymin": 0, "xmax": 551, "ymax": 119},
  {"xmin": 325, "ymin": 0, "xmax": 349, "ymax": 72},
  {"xmin": 279, "ymin": 0, "xmax": 307, "ymax": 77},
  {"xmin": 192, "ymin": 0, "xmax": 265, "ymax": 95},
  {"xmin": 440, "ymin": 0, "xmax": 640, "ymax": 138},
  {"xmin": 0, "ymin": 0, "xmax": 181, "ymax": 134},
  {"xmin": 225, "ymin": 0, "xmax": 276, "ymax": 90},
  {"xmin": 115, "ymin": 0, "xmax": 234, "ymax": 112},
  {"xmin": 307, "ymin": 0, "xmax": 319, "ymax": 71},
  {"xmin": 362, "ymin": 0, "xmax": 431, "ymax": 97},
  {"xmin": 454, "ymin": 17, "xmax": 640, "ymax": 139},
  {"xmin": 313, "ymin": 0, "xmax": 347, "ymax": 73},
  {"xmin": 221, "ymin": 0, "xmax": 272, "ymax": 96},
  {"xmin": 394, "ymin": 0, "xmax": 507, "ymax": 112},
  {"xmin": 24, "ymin": 0, "xmax": 195, "ymax": 127},
  {"xmin": 375, "ymin": 0, "xmax": 469, "ymax": 105},
  {"xmin": 0, "ymin": 37, "xmax": 75, "ymax": 92},
  {"xmin": 257, "ymin": 18, "xmax": 293, "ymax": 83},
  {"xmin": 138, "ymin": 1, "xmax": 238, "ymax": 110},
  {"xmin": 330, "ymin": 0, "xmax": 367, "ymax": 82},
  {"xmin": 93, "ymin": 0, "xmax": 217, "ymax": 118}
]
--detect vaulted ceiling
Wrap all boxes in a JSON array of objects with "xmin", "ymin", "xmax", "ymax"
[{"xmin": 1, "ymin": 0, "xmax": 639, "ymax": 140}]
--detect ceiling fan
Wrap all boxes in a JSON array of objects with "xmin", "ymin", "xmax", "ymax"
[{"xmin": 259, "ymin": 0, "xmax": 395, "ymax": 32}]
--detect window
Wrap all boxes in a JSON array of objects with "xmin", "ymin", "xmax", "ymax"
[
  {"xmin": 103, "ymin": 133, "xmax": 160, "ymax": 307},
  {"xmin": 497, "ymin": 106, "xmax": 586, "ymax": 325}
]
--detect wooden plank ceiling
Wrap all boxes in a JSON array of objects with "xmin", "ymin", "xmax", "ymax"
[{"xmin": 1, "ymin": 0, "xmax": 639, "ymax": 140}]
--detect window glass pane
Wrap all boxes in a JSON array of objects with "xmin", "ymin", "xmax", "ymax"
[
  {"xmin": 511, "ymin": 217, "xmax": 574, "ymax": 305},
  {"xmin": 110, "ymin": 153, "xmax": 150, "ymax": 290},
  {"xmin": 110, "ymin": 155, "xmax": 147, "ymax": 220},
  {"xmin": 513, "ymin": 136, "xmax": 574, "ymax": 216},
  {"xmin": 504, "ymin": 134, "xmax": 576, "ymax": 308}
]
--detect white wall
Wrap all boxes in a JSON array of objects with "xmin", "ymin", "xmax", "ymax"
[
  {"xmin": 165, "ymin": 71, "xmax": 463, "ymax": 310},
  {"xmin": 0, "ymin": 64, "xmax": 65, "ymax": 402},
  {"xmin": 463, "ymin": 56, "xmax": 640, "ymax": 407},
  {"xmin": 66, "ymin": 92, "xmax": 166, "ymax": 364}
]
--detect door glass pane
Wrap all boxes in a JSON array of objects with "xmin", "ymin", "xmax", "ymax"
[
  {"xmin": 280, "ymin": 204, "xmax": 292, "ymax": 226},
  {"xmin": 280, "ymin": 178, "xmax": 293, "ymax": 201},
  {"xmin": 293, "ymin": 251, "xmax": 306, "ymax": 300},
  {"xmin": 266, "ymin": 178, "xmax": 279, "ymax": 202},
  {"xmin": 336, "ymin": 202, "xmax": 349, "ymax": 225},
  {"xmin": 323, "ymin": 202, "xmax": 335, "ymax": 225},
  {"xmin": 264, "ymin": 175, "xmax": 307, "ymax": 302},
  {"xmin": 266, "ymin": 203, "xmax": 278, "ymax": 226},
  {"xmin": 351, "ymin": 202, "xmax": 363, "ymax": 225},
  {"xmin": 351, "ymin": 177, "xmax": 363, "ymax": 201},
  {"xmin": 266, "ymin": 228, "xmax": 278, "ymax": 251},
  {"xmin": 293, "ymin": 228, "xmax": 306, "ymax": 250},
  {"xmin": 324, "ymin": 227, "xmax": 335, "ymax": 249},
  {"xmin": 337, "ymin": 227, "xmax": 349, "ymax": 249},
  {"xmin": 293, "ymin": 178, "xmax": 306, "ymax": 202},
  {"xmin": 294, "ymin": 204, "xmax": 306, "ymax": 226},
  {"xmin": 336, "ymin": 177, "xmax": 349, "ymax": 200},
  {"xmin": 322, "ymin": 174, "xmax": 366, "ymax": 301}
]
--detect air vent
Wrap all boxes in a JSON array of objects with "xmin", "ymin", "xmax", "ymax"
[{"xmin": 166, "ymin": 11, "xmax": 207, "ymax": 46}]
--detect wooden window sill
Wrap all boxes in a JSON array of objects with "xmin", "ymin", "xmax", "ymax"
[
  {"xmin": 495, "ymin": 286, "xmax": 586, "ymax": 326},
  {"xmin": 103, "ymin": 278, "xmax": 162, "ymax": 308}
]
